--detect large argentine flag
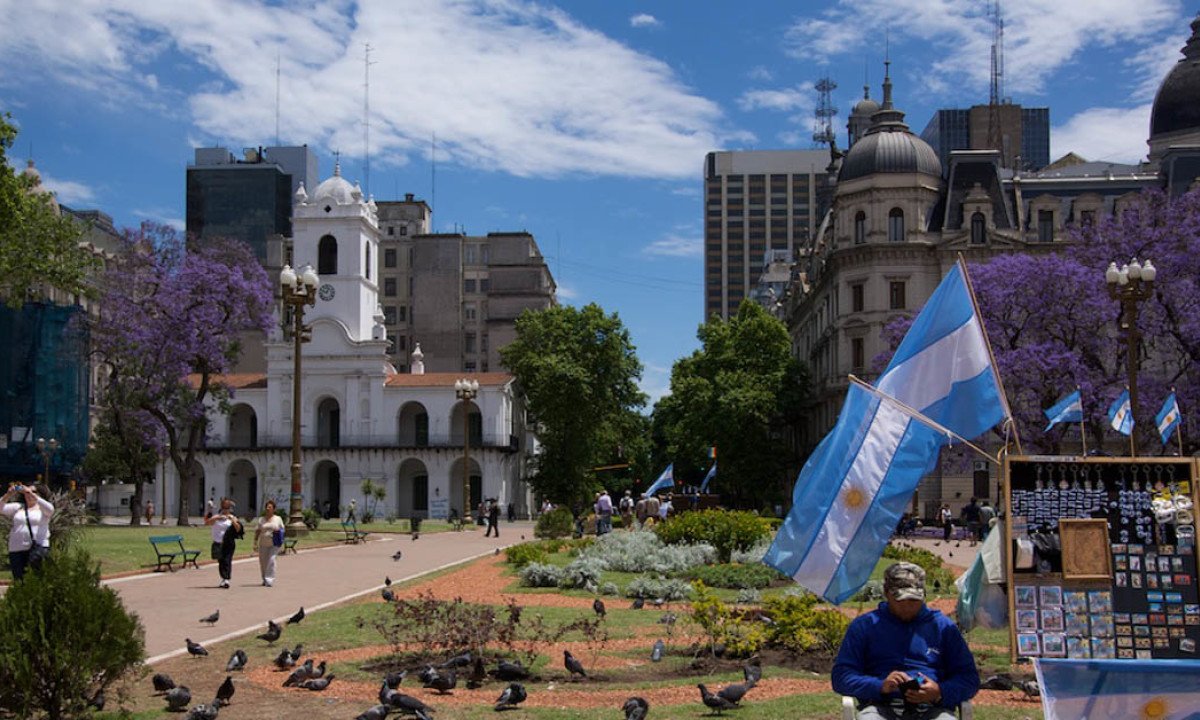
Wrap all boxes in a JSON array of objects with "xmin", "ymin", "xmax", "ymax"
[
  {"xmin": 1036, "ymin": 658, "xmax": 1200, "ymax": 720},
  {"xmin": 763, "ymin": 262, "xmax": 1008, "ymax": 603},
  {"xmin": 642, "ymin": 464, "xmax": 674, "ymax": 497},
  {"xmin": 1044, "ymin": 389, "xmax": 1083, "ymax": 431}
]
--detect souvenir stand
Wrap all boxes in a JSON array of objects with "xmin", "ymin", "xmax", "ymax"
[{"xmin": 1005, "ymin": 456, "xmax": 1200, "ymax": 662}]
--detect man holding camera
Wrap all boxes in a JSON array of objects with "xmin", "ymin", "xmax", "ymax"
[
  {"xmin": 832, "ymin": 562, "xmax": 979, "ymax": 720},
  {"xmin": 205, "ymin": 497, "xmax": 242, "ymax": 589}
]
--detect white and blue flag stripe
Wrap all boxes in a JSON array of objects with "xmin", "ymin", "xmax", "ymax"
[
  {"xmin": 642, "ymin": 464, "xmax": 673, "ymax": 497},
  {"xmin": 1044, "ymin": 389, "xmax": 1083, "ymax": 431},
  {"xmin": 699, "ymin": 462, "xmax": 717, "ymax": 493},
  {"xmin": 1036, "ymin": 658, "xmax": 1200, "ymax": 720},
  {"xmin": 1157, "ymin": 393, "xmax": 1181, "ymax": 445},
  {"xmin": 764, "ymin": 262, "xmax": 1008, "ymax": 604},
  {"xmin": 1108, "ymin": 389, "xmax": 1133, "ymax": 436}
]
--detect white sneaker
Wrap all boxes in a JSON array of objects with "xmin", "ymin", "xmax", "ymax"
[
  {"xmin": 219, "ymin": 579, "xmax": 230, "ymax": 588},
  {"xmin": 265, "ymin": 579, "xmax": 273, "ymax": 587}
]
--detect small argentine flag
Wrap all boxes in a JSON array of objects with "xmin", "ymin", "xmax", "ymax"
[
  {"xmin": 699, "ymin": 462, "xmax": 717, "ymax": 493},
  {"xmin": 1157, "ymin": 393, "xmax": 1181, "ymax": 445},
  {"xmin": 1044, "ymin": 389, "xmax": 1083, "ymax": 431},
  {"xmin": 1108, "ymin": 390, "xmax": 1133, "ymax": 436}
]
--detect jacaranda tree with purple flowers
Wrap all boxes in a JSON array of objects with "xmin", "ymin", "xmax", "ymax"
[
  {"xmin": 88, "ymin": 223, "xmax": 273, "ymax": 523},
  {"xmin": 877, "ymin": 188, "xmax": 1200, "ymax": 455}
]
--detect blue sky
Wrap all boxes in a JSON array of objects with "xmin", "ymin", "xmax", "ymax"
[{"xmin": 0, "ymin": 0, "xmax": 1192, "ymax": 404}]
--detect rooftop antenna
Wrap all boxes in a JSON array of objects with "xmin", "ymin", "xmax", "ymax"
[
  {"xmin": 363, "ymin": 42, "xmax": 377, "ymax": 197},
  {"xmin": 989, "ymin": 0, "xmax": 1005, "ymax": 105},
  {"xmin": 275, "ymin": 51, "xmax": 281, "ymax": 146},
  {"xmin": 812, "ymin": 76, "xmax": 838, "ymax": 148}
]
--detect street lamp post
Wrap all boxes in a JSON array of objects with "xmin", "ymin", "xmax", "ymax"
[
  {"xmin": 1105, "ymin": 258, "xmax": 1157, "ymax": 457},
  {"xmin": 281, "ymin": 264, "xmax": 319, "ymax": 536},
  {"xmin": 454, "ymin": 378, "xmax": 480, "ymax": 528},
  {"xmin": 36, "ymin": 437, "xmax": 58, "ymax": 489}
]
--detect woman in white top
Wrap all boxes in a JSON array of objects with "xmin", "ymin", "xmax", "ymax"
[
  {"xmin": 253, "ymin": 500, "xmax": 286, "ymax": 587},
  {"xmin": 2, "ymin": 482, "xmax": 54, "ymax": 581},
  {"xmin": 205, "ymin": 497, "xmax": 242, "ymax": 589}
]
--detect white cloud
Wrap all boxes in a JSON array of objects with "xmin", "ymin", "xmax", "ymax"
[
  {"xmin": 737, "ymin": 84, "xmax": 814, "ymax": 113},
  {"xmin": 132, "ymin": 207, "xmax": 185, "ymax": 231},
  {"xmin": 642, "ymin": 233, "xmax": 701, "ymax": 258},
  {"xmin": 670, "ymin": 185, "xmax": 700, "ymax": 197},
  {"xmin": 639, "ymin": 361, "xmax": 672, "ymax": 407},
  {"xmin": 555, "ymin": 282, "xmax": 579, "ymax": 300},
  {"xmin": 746, "ymin": 65, "xmax": 773, "ymax": 82},
  {"xmin": 629, "ymin": 13, "xmax": 660, "ymax": 28},
  {"xmin": 0, "ymin": 1, "xmax": 727, "ymax": 181},
  {"xmin": 39, "ymin": 172, "xmax": 98, "ymax": 206},
  {"xmin": 783, "ymin": 0, "xmax": 1181, "ymax": 97},
  {"xmin": 1051, "ymin": 104, "xmax": 1152, "ymax": 165}
]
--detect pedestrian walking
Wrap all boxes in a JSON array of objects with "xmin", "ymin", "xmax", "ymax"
[
  {"xmin": 485, "ymin": 499, "xmax": 501, "ymax": 537},
  {"xmin": 254, "ymin": 499, "xmax": 286, "ymax": 587},
  {"xmin": 206, "ymin": 498, "xmax": 243, "ymax": 589},
  {"xmin": 939, "ymin": 503, "xmax": 953, "ymax": 542},
  {"xmin": 978, "ymin": 499, "xmax": 996, "ymax": 541},
  {"xmin": 507, "ymin": 502, "xmax": 516, "ymax": 523},
  {"xmin": 644, "ymin": 494, "xmax": 661, "ymax": 527},
  {"xmin": 144, "ymin": 499, "xmax": 155, "ymax": 526},
  {"xmin": 618, "ymin": 490, "xmax": 635, "ymax": 530},
  {"xmin": 596, "ymin": 489, "xmax": 613, "ymax": 535},
  {"xmin": 346, "ymin": 499, "xmax": 357, "ymax": 523},
  {"xmin": 961, "ymin": 497, "xmax": 981, "ymax": 546},
  {"xmin": 634, "ymin": 495, "xmax": 648, "ymax": 528}
]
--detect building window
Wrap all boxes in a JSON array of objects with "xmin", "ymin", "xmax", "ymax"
[
  {"xmin": 481, "ymin": 333, "xmax": 488, "ymax": 353},
  {"xmin": 851, "ymin": 283, "xmax": 864, "ymax": 313},
  {"xmin": 465, "ymin": 332, "xmax": 476, "ymax": 353},
  {"xmin": 852, "ymin": 337, "xmax": 865, "ymax": 372},
  {"xmin": 318, "ymin": 234, "xmax": 338, "ymax": 274},
  {"xmin": 400, "ymin": 225, "xmax": 408, "ymax": 236},
  {"xmin": 364, "ymin": 243, "xmax": 372, "ymax": 280},
  {"xmin": 887, "ymin": 208, "xmax": 905, "ymax": 243},
  {"xmin": 384, "ymin": 278, "xmax": 397, "ymax": 297},
  {"xmin": 415, "ymin": 412, "xmax": 428, "ymax": 446},
  {"xmin": 384, "ymin": 248, "xmax": 397, "ymax": 268},
  {"xmin": 464, "ymin": 278, "xmax": 476, "ymax": 293},
  {"xmin": 383, "ymin": 305, "xmax": 397, "ymax": 325},
  {"xmin": 970, "ymin": 212, "xmax": 986, "ymax": 244},
  {"xmin": 387, "ymin": 226, "xmax": 394, "ymax": 236},
  {"xmin": 465, "ymin": 361, "xmax": 477, "ymax": 372},
  {"xmin": 464, "ymin": 303, "xmax": 477, "ymax": 321},
  {"xmin": 889, "ymin": 281, "xmax": 906, "ymax": 310},
  {"xmin": 398, "ymin": 335, "xmax": 407, "ymax": 350},
  {"xmin": 479, "ymin": 278, "xmax": 490, "ymax": 292},
  {"xmin": 387, "ymin": 334, "xmax": 397, "ymax": 353},
  {"xmin": 465, "ymin": 244, "xmax": 477, "ymax": 264},
  {"xmin": 1038, "ymin": 209, "xmax": 1054, "ymax": 242},
  {"xmin": 1080, "ymin": 210, "xmax": 1095, "ymax": 227},
  {"xmin": 398, "ymin": 305, "xmax": 407, "ymax": 322},
  {"xmin": 854, "ymin": 211, "xmax": 866, "ymax": 244}
]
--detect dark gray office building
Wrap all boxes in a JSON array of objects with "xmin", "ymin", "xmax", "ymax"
[{"xmin": 921, "ymin": 105, "xmax": 1050, "ymax": 173}]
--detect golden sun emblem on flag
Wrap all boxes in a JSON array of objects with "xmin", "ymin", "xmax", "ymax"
[
  {"xmin": 1141, "ymin": 697, "xmax": 1169, "ymax": 719},
  {"xmin": 843, "ymin": 485, "xmax": 866, "ymax": 510}
]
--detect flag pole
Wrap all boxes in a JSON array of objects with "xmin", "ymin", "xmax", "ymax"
[
  {"xmin": 1077, "ymin": 385, "xmax": 1087, "ymax": 458},
  {"xmin": 849, "ymin": 375, "xmax": 999, "ymax": 464},
  {"xmin": 1175, "ymin": 387, "xmax": 1184, "ymax": 457},
  {"xmin": 1127, "ymin": 386, "xmax": 1135, "ymax": 457},
  {"xmin": 956, "ymin": 254, "xmax": 1023, "ymax": 455}
]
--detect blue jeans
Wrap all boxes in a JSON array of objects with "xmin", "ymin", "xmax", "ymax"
[{"xmin": 8, "ymin": 550, "xmax": 31, "ymax": 581}]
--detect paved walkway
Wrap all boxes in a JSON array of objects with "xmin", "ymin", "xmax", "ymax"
[{"xmin": 105, "ymin": 523, "xmax": 533, "ymax": 662}]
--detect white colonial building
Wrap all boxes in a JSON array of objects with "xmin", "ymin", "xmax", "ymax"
[{"xmin": 158, "ymin": 164, "xmax": 535, "ymax": 521}]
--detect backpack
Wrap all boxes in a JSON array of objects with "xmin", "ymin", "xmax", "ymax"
[{"xmin": 619, "ymin": 496, "xmax": 634, "ymax": 511}]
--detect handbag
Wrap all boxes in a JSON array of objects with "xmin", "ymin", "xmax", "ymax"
[
  {"xmin": 24, "ymin": 510, "xmax": 50, "ymax": 569},
  {"xmin": 272, "ymin": 527, "xmax": 285, "ymax": 548}
]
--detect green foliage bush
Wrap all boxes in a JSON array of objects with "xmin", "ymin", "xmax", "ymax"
[
  {"xmin": 0, "ymin": 548, "xmax": 145, "ymax": 719},
  {"xmin": 688, "ymin": 581, "xmax": 766, "ymax": 658},
  {"xmin": 882, "ymin": 544, "xmax": 955, "ymax": 593},
  {"xmin": 679, "ymin": 562, "xmax": 783, "ymax": 589},
  {"xmin": 534, "ymin": 507, "xmax": 574, "ymax": 539},
  {"xmin": 518, "ymin": 562, "xmax": 564, "ymax": 588},
  {"xmin": 558, "ymin": 558, "xmax": 605, "ymax": 590},
  {"xmin": 762, "ymin": 592, "xmax": 850, "ymax": 653},
  {"xmin": 302, "ymin": 507, "xmax": 322, "ymax": 531},
  {"xmin": 625, "ymin": 576, "xmax": 692, "ymax": 601},
  {"xmin": 654, "ymin": 509, "xmax": 772, "ymax": 563},
  {"xmin": 504, "ymin": 542, "xmax": 549, "ymax": 568}
]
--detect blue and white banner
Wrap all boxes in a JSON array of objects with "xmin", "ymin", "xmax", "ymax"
[
  {"xmin": 1108, "ymin": 389, "xmax": 1134, "ymax": 436},
  {"xmin": 642, "ymin": 464, "xmax": 673, "ymax": 497},
  {"xmin": 1044, "ymin": 389, "xmax": 1083, "ymax": 431},
  {"xmin": 699, "ymin": 462, "xmax": 717, "ymax": 493},
  {"xmin": 1157, "ymin": 393, "xmax": 1181, "ymax": 445},
  {"xmin": 763, "ymin": 262, "xmax": 1008, "ymax": 604},
  {"xmin": 1036, "ymin": 658, "xmax": 1200, "ymax": 720}
]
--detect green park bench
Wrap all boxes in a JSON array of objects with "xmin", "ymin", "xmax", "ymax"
[
  {"xmin": 341, "ymin": 520, "xmax": 369, "ymax": 544},
  {"xmin": 283, "ymin": 536, "xmax": 299, "ymax": 554},
  {"xmin": 149, "ymin": 534, "xmax": 201, "ymax": 572}
]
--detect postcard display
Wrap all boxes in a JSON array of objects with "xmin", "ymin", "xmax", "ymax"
[{"xmin": 1005, "ymin": 457, "xmax": 1200, "ymax": 661}]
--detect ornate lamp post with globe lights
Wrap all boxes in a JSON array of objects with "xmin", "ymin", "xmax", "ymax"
[
  {"xmin": 281, "ymin": 263, "xmax": 319, "ymax": 535},
  {"xmin": 454, "ymin": 378, "xmax": 480, "ymax": 528},
  {"xmin": 1105, "ymin": 258, "xmax": 1157, "ymax": 456},
  {"xmin": 36, "ymin": 437, "xmax": 58, "ymax": 489}
]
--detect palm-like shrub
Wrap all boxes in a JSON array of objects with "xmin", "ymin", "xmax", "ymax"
[
  {"xmin": 654, "ymin": 509, "xmax": 772, "ymax": 563},
  {"xmin": 534, "ymin": 507, "xmax": 574, "ymax": 538}
]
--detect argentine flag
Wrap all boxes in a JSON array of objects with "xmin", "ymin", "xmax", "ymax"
[
  {"xmin": 699, "ymin": 462, "xmax": 717, "ymax": 493},
  {"xmin": 642, "ymin": 464, "xmax": 674, "ymax": 497},
  {"xmin": 1036, "ymin": 658, "xmax": 1200, "ymax": 720},
  {"xmin": 1108, "ymin": 389, "xmax": 1133, "ymax": 436},
  {"xmin": 1157, "ymin": 393, "xmax": 1181, "ymax": 445},
  {"xmin": 1044, "ymin": 389, "xmax": 1083, "ymax": 431},
  {"xmin": 764, "ymin": 262, "xmax": 1008, "ymax": 604}
]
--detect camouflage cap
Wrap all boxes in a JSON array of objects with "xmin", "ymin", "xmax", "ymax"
[{"xmin": 884, "ymin": 562, "xmax": 926, "ymax": 601}]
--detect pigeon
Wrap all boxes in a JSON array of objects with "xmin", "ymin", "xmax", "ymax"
[
  {"xmin": 256, "ymin": 620, "xmax": 282, "ymax": 643},
  {"xmin": 424, "ymin": 669, "xmax": 457, "ymax": 694},
  {"xmin": 215, "ymin": 676, "xmax": 235, "ymax": 706},
  {"xmin": 389, "ymin": 692, "xmax": 435, "ymax": 718},
  {"xmin": 199, "ymin": 610, "xmax": 220, "ymax": 625},
  {"xmin": 948, "ymin": 551, "xmax": 954, "ymax": 557},
  {"xmin": 153, "ymin": 673, "xmax": 177, "ymax": 693},
  {"xmin": 593, "ymin": 598, "xmax": 606, "ymax": 617},
  {"xmin": 712, "ymin": 643, "xmax": 726, "ymax": 658},
  {"xmin": 385, "ymin": 576, "xmax": 393, "ymax": 586},
  {"xmin": 184, "ymin": 701, "xmax": 219, "ymax": 720},
  {"xmin": 287, "ymin": 606, "xmax": 306, "ymax": 625},
  {"xmin": 393, "ymin": 549, "xmax": 404, "ymax": 561},
  {"xmin": 384, "ymin": 670, "xmax": 407, "ymax": 689},
  {"xmin": 623, "ymin": 696, "xmax": 649, "ymax": 720},
  {"xmin": 301, "ymin": 675, "xmax": 335, "ymax": 691},
  {"xmin": 492, "ymin": 659, "xmax": 530, "ymax": 681},
  {"xmin": 310, "ymin": 660, "xmax": 327, "ymax": 679},
  {"xmin": 494, "ymin": 682, "xmax": 527, "ymax": 710},
  {"xmin": 717, "ymin": 681, "xmax": 754, "ymax": 705},
  {"xmin": 630, "ymin": 597, "xmax": 645, "ymax": 610},
  {"xmin": 1020, "ymin": 680, "xmax": 1041, "ymax": 699},
  {"xmin": 439, "ymin": 652, "xmax": 472, "ymax": 669},
  {"xmin": 289, "ymin": 643, "xmax": 305, "ymax": 662},
  {"xmin": 467, "ymin": 656, "xmax": 488, "ymax": 689},
  {"xmin": 283, "ymin": 659, "xmax": 315, "ymax": 686},
  {"xmin": 382, "ymin": 588, "xmax": 396, "ymax": 602},
  {"xmin": 494, "ymin": 548, "xmax": 501, "ymax": 556},
  {"xmin": 274, "ymin": 649, "xmax": 297, "ymax": 670},
  {"xmin": 563, "ymin": 650, "xmax": 586, "ymax": 678},
  {"xmin": 356, "ymin": 705, "xmax": 391, "ymax": 720},
  {"xmin": 651, "ymin": 639, "xmax": 664, "ymax": 663},
  {"xmin": 225, "ymin": 650, "xmax": 247, "ymax": 672},
  {"xmin": 186, "ymin": 638, "xmax": 208, "ymax": 658},
  {"xmin": 980, "ymin": 674, "xmax": 1014, "ymax": 691},
  {"xmin": 698, "ymin": 684, "xmax": 737, "ymax": 715},
  {"xmin": 743, "ymin": 658, "xmax": 762, "ymax": 685},
  {"xmin": 379, "ymin": 681, "xmax": 402, "ymax": 706},
  {"xmin": 412, "ymin": 532, "xmax": 419, "ymax": 541},
  {"xmin": 658, "ymin": 613, "xmax": 676, "ymax": 626},
  {"xmin": 165, "ymin": 685, "xmax": 192, "ymax": 711},
  {"xmin": 653, "ymin": 597, "xmax": 665, "ymax": 607},
  {"xmin": 417, "ymin": 665, "xmax": 439, "ymax": 685}
]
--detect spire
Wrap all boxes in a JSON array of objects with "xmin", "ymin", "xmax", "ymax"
[
  {"xmin": 881, "ymin": 58, "xmax": 893, "ymax": 110},
  {"xmin": 333, "ymin": 150, "xmax": 341, "ymax": 176}
]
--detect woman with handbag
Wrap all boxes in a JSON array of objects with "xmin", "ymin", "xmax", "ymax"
[
  {"xmin": 2, "ymin": 482, "xmax": 54, "ymax": 581},
  {"xmin": 205, "ymin": 497, "xmax": 242, "ymax": 589},
  {"xmin": 254, "ymin": 499, "xmax": 286, "ymax": 587}
]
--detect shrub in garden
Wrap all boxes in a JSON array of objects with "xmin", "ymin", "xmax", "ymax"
[
  {"xmin": 504, "ymin": 542, "xmax": 549, "ymax": 568},
  {"xmin": 882, "ymin": 545, "xmax": 955, "ymax": 593},
  {"xmin": 576, "ymin": 530, "xmax": 715, "ymax": 574},
  {"xmin": 762, "ymin": 592, "xmax": 850, "ymax": 653},
  {"xmin": 688, "ymin": 582, "xmax": 766, "ymax": 657},
  {"xmin": 730, "ymin": 540, "xmax": 772, "ymax": 564},
  {"xmin": 302, "ymin": 507, "xmax": 322, "ymax": 530},
  {"xmin": 654, "ymin": 509, "xmax": 772, "ymax": 563},
  {"xmin": 534, "ymin": 507, "xmax": 574, "ymax": 539},
  {"xmin": 680, "ymin": 562, "xmax": 783, "ymax": 589},
  {"xmin": 625, "ymin": 576, "xmax": 692, "ymax": 601},
  {"xmin": 558, "ymin": 557, "xmax": 605, "ymax": 589},
  {"xmin": 519, "ymin": 562, "xmax": 564, "ymax": 588},
  {"xmin": 851, "ymin": 580, "xmax": 885, "ymax": 603},
  {"xmin": 735, "ymin": 588, "xmax": 762, "ymax": 604},
  {"xmin": 0, "ymin": 548, "xmax": 145, "ymax": 719}
]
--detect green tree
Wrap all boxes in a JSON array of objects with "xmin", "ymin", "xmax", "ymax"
[
  {"xmin": 501, "ymin": 303, "xmax": 646, "ymax": 509},
  {"xmin": 79, "ymin": 406, "xmax": 162, "ymax": 526},
  {"xmin": 654, "ymin": 301, "xmax": 809, "ymax": 510},
  {"xmin": 0, "ymin": 113, "xmax": 95, "ymax": 306}
]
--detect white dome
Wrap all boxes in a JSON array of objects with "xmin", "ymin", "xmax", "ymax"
[{"xmin": 309, "ymin": 163, "xmax": 359, "ymax": 206}]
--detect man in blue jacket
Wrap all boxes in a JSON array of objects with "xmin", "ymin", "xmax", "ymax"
[{"xmin": 832, "ymin": 562, "xmax": 979, "ymax": 719}]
